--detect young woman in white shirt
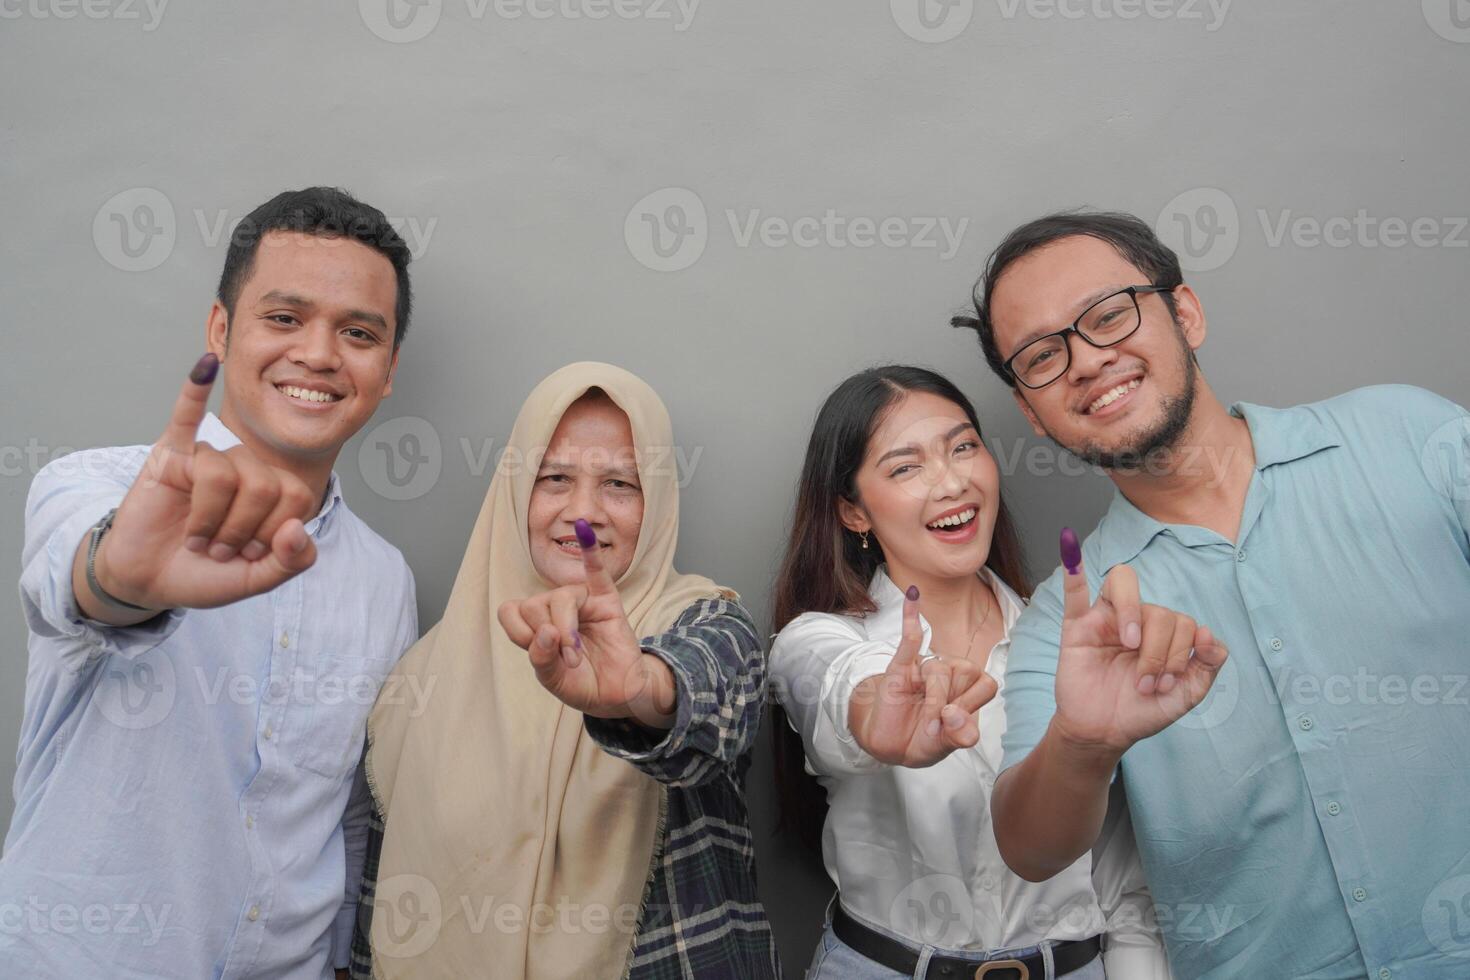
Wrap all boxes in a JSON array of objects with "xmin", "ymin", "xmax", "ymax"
[{"xmin": 768, "ymin": 365, "xmax": 1169, "ymax": 980}]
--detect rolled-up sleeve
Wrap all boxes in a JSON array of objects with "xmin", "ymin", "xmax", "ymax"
[
  {"xmin": 584, "ymin": 597, "xmax": 766, "ymax": 789},
  {"xmin": 768, "ymin": 612, "xmax": 911, "ymax": 777},
  {"xmin": 18, "ymin": 448, "xmax": 185, "ymax": 669}
]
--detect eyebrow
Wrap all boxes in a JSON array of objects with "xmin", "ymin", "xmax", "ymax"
[
  {"xmin": 257, "ymin": 290, "xmax": 390, "ymax": 335},
  {"xmin": 874, "ymin": 421, "xmax": 977, "ymax": 466},
  {"xmin": 1005, "ymin": 284, "xmax": 1127, "ymax": 357}
]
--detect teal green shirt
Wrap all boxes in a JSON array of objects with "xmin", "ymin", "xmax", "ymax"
[{"xmin": 1001, "ymin": 385, "xmax": 1470, "ymax": 980}]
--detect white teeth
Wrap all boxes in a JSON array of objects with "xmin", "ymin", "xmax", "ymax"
[
  {"xmin": 927, "ymin": 508, "xmax": 977, "ymax": 530},
  {"xmin": 1088, "ymin": 378, "xmax": 1141, "ymax": 414},
  {"xmin": 278, "ymin": 384, "xmax": 340, "ymax": 404}
]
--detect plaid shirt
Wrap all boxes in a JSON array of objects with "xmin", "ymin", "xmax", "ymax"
[{"xmin": 351, "ymin": 597, "xmax": 781, "ymax": 980}]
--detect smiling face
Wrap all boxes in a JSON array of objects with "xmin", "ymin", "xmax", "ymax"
[
  {"xmin": 207, "ymin": 230, "xmax": 400, "ymax": 467},
  {"xmin": 989, "ymin": 235, "xmax": 1206, "ymax": 469},
  {"xmin": 838, "ymin": 390, "xmax": 1002, "ymax": 582},
  {"xmin": 527, "ymin": 392, "xmax": 645, "ymax": 588}
]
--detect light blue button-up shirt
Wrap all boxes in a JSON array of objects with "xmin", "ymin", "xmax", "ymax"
[
  {"xmin": 4, "ymin": 413, "xmax": 418, "ymax": 979},
  {"xmin": 1000, "ymin": 385, "xmax": 1470, "ymax": 980}
]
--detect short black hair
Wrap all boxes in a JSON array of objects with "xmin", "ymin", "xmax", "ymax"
[
  {"xmin": 952, "ymin": 210, "xmax": 1183, "ymax": 388},
  {"xmin": 216, "ymin": 187, "xmax": 413, "ymax": 350}
]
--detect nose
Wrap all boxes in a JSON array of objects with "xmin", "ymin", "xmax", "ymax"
[
  {"xmin": 568, "ymin": 480, "xmax": 609, "ymax": 528},
  {"xmin": 1063, "ymin": 329, "xmax": 1119, "ymax": 387},
  {"xmin": 290, "ymin": 320, "xmax": 343, "ymax": 374},
  {"xmin": 931, "ymin": 453, "xmax": 968, "ymax": 501}
]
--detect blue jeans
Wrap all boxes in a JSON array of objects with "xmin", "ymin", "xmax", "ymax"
[{"xmin": 805, "ymin": 907, "xmax": 1107, "ymax": 980}]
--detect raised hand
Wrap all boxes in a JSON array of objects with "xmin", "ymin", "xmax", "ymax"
[
  {"xmin": 1051, "ymin": 527, "xmax": 1229, "ymax": 754},
  {"xmin": 83, "ymin": 353, "xmax": 319, "ymax": 618},
  {"xmin": 848, "ymin": 585, "xmax": 999, "ymax": 768},
  {"xmin": 497, "ymin": 519, "xmax": 675, "ymax": 725}
]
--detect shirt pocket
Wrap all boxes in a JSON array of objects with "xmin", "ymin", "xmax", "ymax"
[{"xmin": 289, "ymin": 648, "xmax": 394, "ymax": 780}]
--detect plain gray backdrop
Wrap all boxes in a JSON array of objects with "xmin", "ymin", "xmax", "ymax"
[{"xmin": 3, "ymin": 1, "xmax": 1468, "ymax": 971}]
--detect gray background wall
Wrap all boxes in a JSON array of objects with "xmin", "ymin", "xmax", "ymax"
[{"xmin": 2, "ymin": 1, "xmax": 1467, "ymax": 971}]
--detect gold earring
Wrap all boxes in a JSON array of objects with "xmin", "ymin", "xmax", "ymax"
[{"xmin": 860, "ymin": 531, "xmax": 870, "ymax": 550}]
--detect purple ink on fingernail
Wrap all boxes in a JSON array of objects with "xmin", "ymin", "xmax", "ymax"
[
  {"xmin": 573, "ymin": 630, "xmax": 583, "ymax": 651},
  {"xmin": 905, "ymin": 585, "xmax": 920, "ymax": 601},
  {"xmin": 574, "ymin": 519, "xmax": 597, "ymax": 550},
  {"xmin": 1060, "ymin": 527, "xmax": 1082, "ymax": 576},
  {"xmin": 190, "ymin": 353, "xmax": 219, "ymax": 385}
]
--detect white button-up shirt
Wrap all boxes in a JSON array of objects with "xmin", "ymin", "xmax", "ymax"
[
  {"xmin": 5, "ymin": 413, "xmax": 419, "ymax": 979},
  {"xmin": 771, "ymin": 565, "xmax": 1169, "ymax": 976}
]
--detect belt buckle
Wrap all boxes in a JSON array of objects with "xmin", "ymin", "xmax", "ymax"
[{"xmin": 974, "ymin": 960, "xmax": 1030, "ymax": 980}]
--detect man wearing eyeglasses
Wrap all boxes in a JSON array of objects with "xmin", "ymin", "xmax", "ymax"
[{"xmin": 954, "ymin": 211, "xmax": 1470, "ymax": 979}]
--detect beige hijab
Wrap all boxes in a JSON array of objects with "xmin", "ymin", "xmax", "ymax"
[{"xmin": 365, "ymin": 362, "xmax": 735, "ymax": 980}]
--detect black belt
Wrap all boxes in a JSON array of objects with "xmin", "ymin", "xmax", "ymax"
[{"xmin": 832, "ymin": 902, "xmax": 1101, "ymax": 980}]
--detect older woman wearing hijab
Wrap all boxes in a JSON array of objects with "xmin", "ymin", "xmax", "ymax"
[{"xmin": 349, "ymin": 362, "xmax": 779, "ymax": 980}]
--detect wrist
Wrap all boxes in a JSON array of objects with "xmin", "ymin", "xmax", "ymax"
[
  {"xmin": 1045, "ymin": 717, "xmax": 1125, "ymax": 778},
  {"xmin": 92, "ymin": 529, "xmax": 155, "ymax": 612},
  {"xmin": 620, "ymin": 652, "xmax": 676, "ymax": 730}
]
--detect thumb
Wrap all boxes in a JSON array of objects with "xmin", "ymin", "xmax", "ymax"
[
  {"xmin": 247, "ymin": 519, "xmax": 316, "ymax": 593},
  {"xmin": 1060, "ymin": 527, "xmax": 1090, "ymax": 623}
]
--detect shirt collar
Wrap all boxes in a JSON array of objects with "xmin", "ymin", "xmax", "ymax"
[
  {"xmin": 1093, "ymin": 400, "xmax": 1342, "ymax": 569},
  {"xmin": 864, "ymin": 564, "xmax": 1025, "ymax": 655},
  {"xmin": 196, "ymin": 412, "xmax": 345, "ymax": 527}
]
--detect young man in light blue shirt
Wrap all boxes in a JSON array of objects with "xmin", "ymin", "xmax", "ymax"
[
  {"xmin": 4, "ymin": 188, "xmax": 420, "ymax": 979},
  {"xmin": 955, "ymin": 211, "xmax": 1470, "ymax": 979}
]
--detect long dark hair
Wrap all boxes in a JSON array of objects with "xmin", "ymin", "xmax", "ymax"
[{"xmin": 768, "ymin": 365, "xmax": 1032, "ymax": 850}]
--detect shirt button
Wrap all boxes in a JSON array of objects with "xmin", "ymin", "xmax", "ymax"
[
  {"xmin": 1236, "ymin": 551, "xmax": 1247, "ymax": 563},
  {"xmin": 263, "ymin": 726, "xmax": 274, "ymax": 740},
  {"xmin": 247, "ymin": 905, "xmax": 260, "ymax": 922},
  {"xmin": 980, "ymin": 874, "xmax": 998, "ymax": 891},
  {"xmin": 1378, "ymin": 969, "xmax": 1391, "ymax": 980},
  {"xmin": 280, "ymin": 632, "xmax": 290, "ymax": 648},
  {"xmin": 1269, "ymin": 637, "xmax": 1284, "ymax": 651},
  {"xmin": 1326, "ymin": 801, "xmax": 1341, "ymax": 816},
  {"xmin": 1300, "ymin": 717, "xmax": 1314, "ymax": 731},
  {"xmin": 245, "ymin": 814, "xmax": 254, "ymax": 829},
  {"xmin": 1353, "ymin": 888, "xmax": 1367, "ymax": 902}
]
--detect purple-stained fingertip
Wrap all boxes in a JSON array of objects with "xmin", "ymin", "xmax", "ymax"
[
  {"xmin": 905, "ymin": 585, "xmax": 920, "ymax": 601},
  {"xmin": 190, "ymin": 353, "xmax": 219, "ymax": 385},
  {"xmin": 574, "ymin": 519, "xmax": 597, "ymax": 550},
  {"xmin": 573, "ymin": 629, "xmax": 583, "ymax": 651},
  {"xmin": 1060, "ymin": 527, "xmax": 1082, "ymax": 576}
]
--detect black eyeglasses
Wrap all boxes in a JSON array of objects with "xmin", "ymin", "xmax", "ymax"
[{"xmin": 1003, "ymin": 285, "xmax": 1172, "ymax": 390}]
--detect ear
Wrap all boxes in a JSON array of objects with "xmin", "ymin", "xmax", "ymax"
[
  {"xmin": 836, "ymin": 496, "xmax": 869, "ymax": 535},
  {"xmin": 1012, "ymin": 388, "xmax": 1047, "ymax": 438},
  {"xmin": 1172, "ymin": 284, "xmax": 1207, "ymax": 353},
  {"xmin": 206, "ymin": 301, "xmax": 229, "ymax": 359},
  {"xmin": 382, "ymin": 344, "xmax": 400, "ymax": 398}
]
